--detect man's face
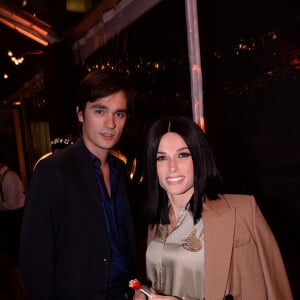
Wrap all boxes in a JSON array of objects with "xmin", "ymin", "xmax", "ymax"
[{"xmin": 77, "ymin": 90, "xmax": 128, "ymax": 157}]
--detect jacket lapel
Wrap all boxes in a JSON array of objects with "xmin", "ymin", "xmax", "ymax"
[{"xmin": 203, "ymin": 197, "xmax": 235, "ymax": 300}]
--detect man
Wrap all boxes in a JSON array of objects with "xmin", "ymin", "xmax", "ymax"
[{"xmin": 20, "ymin": 70, "xmax": 137, "ymax": 300}]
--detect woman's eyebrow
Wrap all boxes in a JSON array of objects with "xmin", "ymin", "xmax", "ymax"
[{"xmin": 157, "ymin": 147, "xmax": 189, "ymax": 153}]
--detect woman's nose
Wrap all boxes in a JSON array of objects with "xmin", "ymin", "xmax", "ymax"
[{"xmin": 168, "ymin": 158, "xmax": 177, "ymax": 172}]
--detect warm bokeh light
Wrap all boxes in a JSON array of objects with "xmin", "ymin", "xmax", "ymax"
[
  {"xmin": 200, "ymin": 116, "xmax": 205, "ymax": 133},
  {"xmin": 11, "ymin": 55, "xmax": 25, "ymax": 65}
]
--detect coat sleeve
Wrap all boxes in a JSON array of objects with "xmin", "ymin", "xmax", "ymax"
[
  {"xmin": 19, "ymin": 157, "xmax": 65, "ymax": 299},
  {"xmin": 251, "ymin": 196, "xmax": 293, "ymax": 299}
]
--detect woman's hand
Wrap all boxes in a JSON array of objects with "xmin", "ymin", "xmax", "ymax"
[
  {"xmin": 133, "ymin": 290, "xmax": 148, "ymax": 300},
  {"xmin": 149, "ymin": 295, "xmax": 181, "ymax": 300},
  {"xmin": 133, "ymin": 290, "xmax": 182, "ymax": 300}
]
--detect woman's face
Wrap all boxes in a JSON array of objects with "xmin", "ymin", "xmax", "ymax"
[{"xmin": 156, "ymin": 132, "xmax": 194, "ymax": 200}]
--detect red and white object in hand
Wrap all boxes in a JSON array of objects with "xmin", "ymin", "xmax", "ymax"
[{"xmin": 129, "ymin": 279, "xmax": 151, "ymax": 298}]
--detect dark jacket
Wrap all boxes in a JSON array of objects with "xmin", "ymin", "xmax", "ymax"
[{"xmin": 20, "ymin": 138, "xmax": 136, "ymax": 300}]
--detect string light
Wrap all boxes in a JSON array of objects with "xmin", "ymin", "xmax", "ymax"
[{"xmin": 7, "ymin": 51, "xmax": 25, "ymax": 66}]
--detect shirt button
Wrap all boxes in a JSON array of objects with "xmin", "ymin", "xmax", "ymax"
[{"xmin": 103, "ymin": 258, "xmax": 110, "ymax": 264}]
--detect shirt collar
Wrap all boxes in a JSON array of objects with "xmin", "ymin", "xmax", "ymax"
[{"xmin": 88, "ymin": 150, "xmax": 115, "ymax": 169}]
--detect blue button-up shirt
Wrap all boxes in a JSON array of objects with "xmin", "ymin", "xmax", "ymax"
[{"xmin": 90, "ymin": 152, "xmax": 134, "ymax": 288}]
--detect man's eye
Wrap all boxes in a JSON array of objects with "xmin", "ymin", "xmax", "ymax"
[
  {"xmin": 95, "ymin": 109, "xmax": 105, "ymax": 114},
  {"xmin": 115, "ymin": 112, "xmax": 127, "ymax": 119}
]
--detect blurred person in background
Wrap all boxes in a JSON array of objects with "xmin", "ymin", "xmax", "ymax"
[
  {"xmin": 33, "ymin": 134, "xmax": 78, "ymax": 170},
  {"xmin": 0, "ymin": 159, "xmax": 25, "ymax": 260}
]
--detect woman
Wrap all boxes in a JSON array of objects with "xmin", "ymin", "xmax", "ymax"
[{"xmin": 134, "ymin": 116, "xmax": 293, "ymax": 300}]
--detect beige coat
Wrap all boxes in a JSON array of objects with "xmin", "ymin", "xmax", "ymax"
[{"xmin": 148, "ymin": 194, "xmax": 293, "ymax": 300}]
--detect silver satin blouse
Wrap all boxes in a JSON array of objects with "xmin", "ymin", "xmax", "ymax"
[{"xmin": 146, "ymin": 208, "xmax": 205, "ymax": 300}]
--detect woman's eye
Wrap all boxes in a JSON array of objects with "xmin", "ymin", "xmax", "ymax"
[
  {"xmin": 156, "ymin": 155, "xmax": 166, "ymax": 161},
  {"xmin": 178, "ymin": 152, "xmax": 191, "ymax": 158}
]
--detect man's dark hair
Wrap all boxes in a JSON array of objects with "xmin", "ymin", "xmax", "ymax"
[{"xmin": 76, "ymin": 70, "xmax": 135, "ymax": 116}]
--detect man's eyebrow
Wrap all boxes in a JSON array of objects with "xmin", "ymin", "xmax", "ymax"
[
  {"xmin": 90, "ymin": 103, "xmax": 106, "ymax": 109},
  {"xmin": 90, "ymin": 104, "xmax": 128, "ymax": 113},
  {"xmin": 115, "ymin": 108, "xmax": 128, "ymax": 113}
]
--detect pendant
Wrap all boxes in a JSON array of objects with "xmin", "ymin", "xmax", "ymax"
[{"xmin": 182, "ymin": 228, "xmax": 204, "ymax": 252}]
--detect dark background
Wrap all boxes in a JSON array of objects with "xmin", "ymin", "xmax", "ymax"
[{"xmin": 0, "ymin": 0, "xmax": 299, "ymax": 298}]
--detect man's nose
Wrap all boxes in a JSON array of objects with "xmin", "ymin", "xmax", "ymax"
[{"xmin": 104, "ymin": 114, "xmax": 116, "ymax": 128}]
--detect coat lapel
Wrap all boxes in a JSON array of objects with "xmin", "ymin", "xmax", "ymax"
[
  {"xmin": 203, "ymin": 197, "xmax": 235, "ymax": 300},
  {"xmin": 75, "ymin": 139, "xmax": 106, "ymax": 215}
]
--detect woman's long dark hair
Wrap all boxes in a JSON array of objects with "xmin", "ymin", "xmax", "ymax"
[{"xmin": 144, "ymin": 116, "xmax": 223, "ymax": 225}]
